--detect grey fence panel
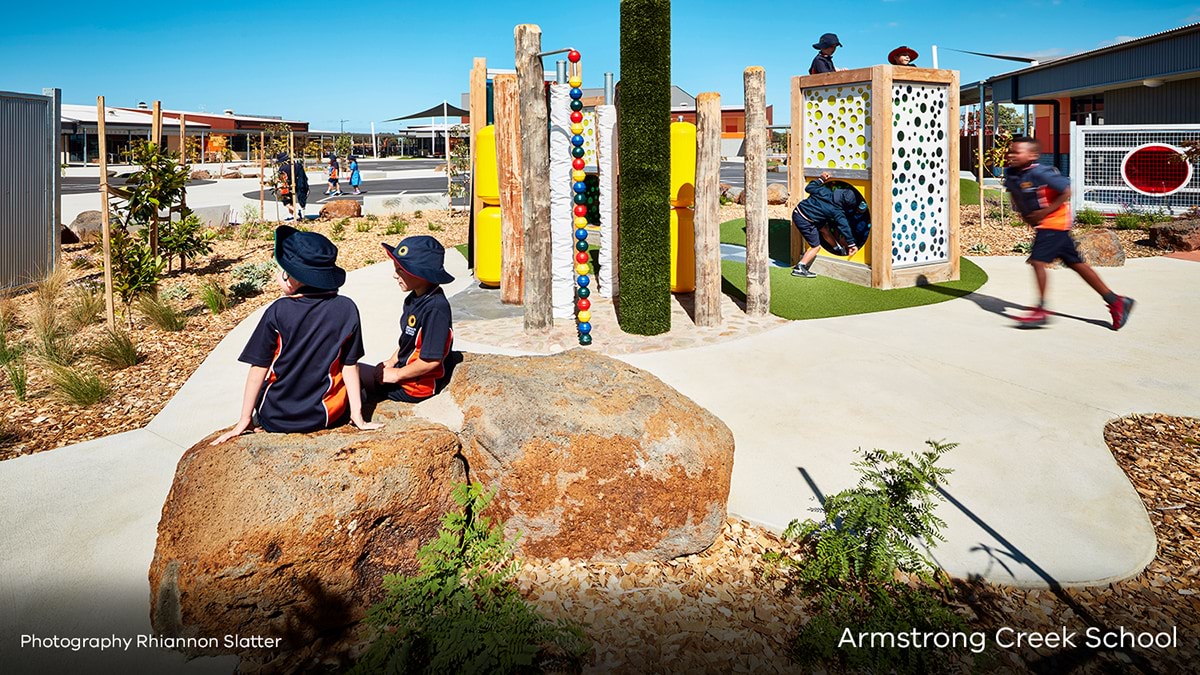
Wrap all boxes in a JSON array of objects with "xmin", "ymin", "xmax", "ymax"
[{"xmin": 1, "ymin": 88, "xmax": 60, "ymax": 291}]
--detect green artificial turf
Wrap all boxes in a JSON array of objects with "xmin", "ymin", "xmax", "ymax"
[
  {"xmin": 960, "ymin": 177, "xmax": 981, "ymax": 206},
  {"xmin": 455, "ymin": 243, "xmax": 468, "ymax": 260},
  {"xmin": 719, "ymin": 218, "xmax": 988, "ymax": 321}
]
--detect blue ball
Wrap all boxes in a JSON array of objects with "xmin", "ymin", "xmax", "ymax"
[
  {"xmin": 575, "ymin": 228, "xmax": 588, "ymax": 240},
  {"xmin": 571, "ymin": 135, "xmax": 584, "ymax": 147},
  {"xmin": 570, "ymin": 87, "xmax": 583, "ymax": 100},
  {"xmin": 573, "ymin": 181, "xmax": 587, "ymax": 193},
  {"xmin": 577, "ymin": 274, "xmax": 590, "ymax": 287},
  {"xmin": 577, "ymin": 322, "xmax": 592, "ymax": 333}
]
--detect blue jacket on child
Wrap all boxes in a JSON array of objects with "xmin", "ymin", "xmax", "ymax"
[{"xmin": 795, "ymin": 179, "xmax": 855, "ymax": 245}]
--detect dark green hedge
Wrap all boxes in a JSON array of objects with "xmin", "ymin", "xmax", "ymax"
[{"xmin": 617, "ymin": 0, "xmax": 671, "ymax": 336}]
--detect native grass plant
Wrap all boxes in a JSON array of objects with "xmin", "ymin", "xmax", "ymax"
[
  {"xmin": 159, "ymin": 212, "xmax": 215, "ymax": 272},
  {"xmin": 357, "ymin": 214, "xmax": 378, "ymax": 233},
  {"xmin": 160, "ymin": 283, "xmax": 191, "ymax": 303},
  {"xmin": 69, "ymin": 253, "xmax": 96, "ymax": 270},
  {"xmin": 385, "ymin": 215, "xmax": 408, "ymax": 236},
  {"xmin": 45, "ymin": 363, "xmax": 112, "ymax": 406},
  {"xmin": 351, "ymin": 483, "xmax": 589, "ymax": 675},
  {"xmin": 1011, "ymin": 241, "xmax": 1033, "ymax": 255},
  {"xmin": 5, "ymin": 357, "xmax": 28, "ymax": 402},
  {"xmin": 66, "ymin": 283, "xmax": 105, "ymax": 330},
  {"xmin": 413, "ymin": 210, "xmax": 423, "ymax": 219},
  {"xmin": 0, "ymin": 416, "xmax": 21, "ymax": 447},
  {"xmin": 1114, "ymin": 210, "xmax": 1144, "ymax": 231},
  {"xmin": 199, "ymin": 281, "xmax": 230, "ymax": 315},
  {"xmin": 137, "ymin": 294, "xmax": 187, "ymax": 332},
  {"xmin": 1075, "ymin": 207, "xmax": 1105, "ymax": 226},
  {"xmin": 764, "ymin": 441, "xmax": 974, "ymax": 675},
  {"xmin": 93, "ymin": 329, "xmax": 143, "ymax": 369},
  {"xmin": 331, "ymin": 218, "xmax": 348, "ymax": 241},
  {"xmin": 427, "ymin": 221, "xmax": 444, "ymax": 232},
  {"xmin": 966, "ymin": 242, "xmax": 991, "ymax": 255},
  {"xmin": 28, "ymin": 301, "xmax": 77, "ymax": 366},
  {"xmin": 0, "ymin": 297, "xmax": 17, "ymax": 335}
]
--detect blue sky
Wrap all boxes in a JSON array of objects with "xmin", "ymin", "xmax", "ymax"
[{"xmin": 2, "ymin": 0, "xmax": 1196, "ymax": 132}]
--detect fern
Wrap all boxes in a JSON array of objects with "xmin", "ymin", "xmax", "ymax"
[{"xmin": 351, "ymin": 482, "xmax": 588, "ymax": 675}]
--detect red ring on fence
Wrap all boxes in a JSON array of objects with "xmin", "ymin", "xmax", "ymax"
[{"xmin": 1120, "ymin": 143, "xmax": 1192, "ymax": 196}]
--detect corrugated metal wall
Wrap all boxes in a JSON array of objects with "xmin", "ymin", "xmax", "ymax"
[
  {"xmin": 1, "ymin": 89, "xmax": 60, "ymax": 291},
  {"xmin": 1015, "ymin": 32, "xmax": 1200, "ymax": 99},
  {"xmin": 1105, "ymin": 79, "xmax": 1200, "ymax": 125}
]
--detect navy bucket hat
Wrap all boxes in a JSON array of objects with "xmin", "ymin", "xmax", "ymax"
[
  {"xmin": 382, "ymin": 235, "xmax": 455, "ymax": 285},
  {"xmin": 813, "ymin": 33, "xmax": 842, "ymax": 50},
  {"xmin": 274, "ymin": 226, "xmax": 346, "ymax": 290}
]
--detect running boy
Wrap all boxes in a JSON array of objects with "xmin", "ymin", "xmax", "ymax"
[
  {"xmin": 360, "ymin": 235, "xmax": 455, "ymax": 403},
  {"xmin": 790, "ymin": 171, "xmax": 860, "ymax": 277},
  {"xmin": 1004, "ymin": 136, "xmax": 1135, "ymax": 329},
  {"xmin": 212, "ymin": 226, "xmax": 380, "ymax": 444}
]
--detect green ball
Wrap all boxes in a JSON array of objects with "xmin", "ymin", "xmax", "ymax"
[
  {"xmin": 577, "ymin": 286, "xmax": 590, "ymax": 299},
  {"xmin": 570, "ymin": 99, "xmax": 583, "ymax": 112},
  {"xmin": 571, "ymin": 146, "xmax": 585, "ymax": 158},
  {"xmin": 574, "ymin": 193, "xmax": 587, "ymax": 205},
  {"xmin": 579, "ymin": 333, "xmax": 593, "ymax": 346},
  {"xmin": 575, "ymin": 240, "xmax": 588, "ymax": 252}
]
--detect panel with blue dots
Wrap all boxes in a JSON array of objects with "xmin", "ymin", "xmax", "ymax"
[{"xmin": 889, "ymin": 83, "xmax": 950, "ymax": 266}]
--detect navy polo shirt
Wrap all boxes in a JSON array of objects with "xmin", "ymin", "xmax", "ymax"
[
  {"xmin": 1004, "ymin": 163, "xmax": 1072, "ymax": 230},
  {"xmin": 810, "ymin": 53, "xmax": 835, "ymax": 75},
  {"xmin": 239, "ymin": 292, "xmax": 365, "ymax": 433},
  {"xmin": 395, "ymin": 286, "xmax": 453, "ymax": 400}
]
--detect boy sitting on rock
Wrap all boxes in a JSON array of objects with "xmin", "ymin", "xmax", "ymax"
[
  {"xmin": 360, "ymin": 235, "xmax": 456, "ymax": 403},
  {"xmin": 212, "ymin": 226, "xmax": 380, "ymax": 445}
]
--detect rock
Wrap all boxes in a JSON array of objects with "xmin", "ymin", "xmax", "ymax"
[
  {"xmin": 319, "ymin": 199, "xmax": 362, "ymax": 220},
  {"xmin": 67, "ymin": 210, "xmax": 103, "ymax": 243},
  {"xmin": 190, "ymin": 170, "xmax": 212, "ymax": 180},
  {"xmin": 60, "ymin": 225, "xmax": 79, "ymax": 245},
  {"xmin": 718, "ymin": 183, "xmax": 732, "ymax": 196},
  {"xmin": 148, "ymin": 412, "xmax": 464, "ymax": 658},
  {"xmin": 1072, "ymin": 229, "xmax": 1125, "ymax": 266},
  {"xmin": 1150, "ymin": 220, "xmax": 1200, "ymax": 251},
  {"xmin": 726, "ymin": 187, "xmax": 744, "ymax": 205},
  {"xmin": 440, "ymin": 350, "xmax": 734, "ymax": 563},
  {"xmin": 766, "ymin": 183, "xmax": 789, "ymax": 205},
  {"xmin": 220, "ymin": 170, "xmax": 242, "ymax": 179}
]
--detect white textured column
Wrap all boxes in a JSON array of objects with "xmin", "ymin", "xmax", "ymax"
[
  {"xmin": 548, "ymin": 84, "xmax": 574, "ymax": 319},
  {"xmin": 595, "ymin": 104, "xmax": 617, "ymax": 298}
]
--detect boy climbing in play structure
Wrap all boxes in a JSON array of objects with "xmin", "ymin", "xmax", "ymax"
[
  {"xmin": 359, "ymin": 235, "xmax": 456, "ymax": 403},
  {"xmin": 212, "ymin": 226, "xmax": 380, "ymax": 445},
  {"xmin": 790, "ymin": 172, "xmax": 863, "ymax": 277},
  {"xmin": 1004, "ymin": 136, "xmax": 1135, "ymax": 330},
  {"xmin": 809, "ymin": 33, "xmax": 841, "ymax": 75}
]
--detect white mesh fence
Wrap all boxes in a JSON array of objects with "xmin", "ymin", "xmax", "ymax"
[{"xmin": 1070, "ymin": 123, "xmax": 1200, "ymax": 216}]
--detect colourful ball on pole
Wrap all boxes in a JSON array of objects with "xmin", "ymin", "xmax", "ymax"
[
  {"xmin": 575, "ymin": 251, "xmax": 590, "ymax": 264},
  {"xmin": 577, "ymin": 275, "xmax": 590, "ymax": 287},
  {"xmin": 577, "ymin": 310, "xmax": 591, "ymax": 323},
  {"xmin": 569, "ymin": 88, "xmax": 583, "ymax": 100},
  {"xmin": 570, "ymin": 123, "xmax": 584, "ymax": 135},
  {"xmin": 577, "ymin": 286, "xmax": 590, "ymax": 298},
  {"xmin": 575, "ymin": 239, "xmax": 589, "ymax": 252},
  {"xmin": 573, "ymin": 181, "xmax": 587, "ymax": 193},
  {"xmin": 574, "ymin": 216, "xmax": 588, "ymax": 228},
  {"xmin": 571, "ymin": 145, "xmax": 585, "ymax": 157},
  {"xmin": 577, "ymin": 297, "xmax": 591, "ymax": 311},
  {"xmin": 568, "ymin": 76, "xmax": 582, "ymax": 88},
  {"xmin": 574, "ymin": 204, "xmax": 588, "ymax": 217},
  {"xmin": 578, "ymin": 322, "xmax": 592, "ymax": 334},
  {"xmin": 572, "ymin": 157, "xmax": 585, "ymax": 170},
  {"xmin": 574, "ymin": 193, "xmax": 587, "ymax": 205},
  {"xmin": 575, "ymin": 227, "xmax": 588, "ymax": 240},
  {"xmin": 579, "ymin": 333, "xmax": 592, "ymax": 346},
  {"xmin": 571, "ymin": 135, "xmax": 585, "ymax": 147},
  {"xmin": 568, "ymin": 49, "xmax": 580, "ymax": 63},
  {"xmin": 572, "ymin": 169, "xmax": 586, "ymax": 182},
  {"xmin": 570, "ymin": 100, "xmax": 583, "ymax": 112},
  {"xmin": 574, "ymin": 262, "xmax": 590, "ymax": 276}
]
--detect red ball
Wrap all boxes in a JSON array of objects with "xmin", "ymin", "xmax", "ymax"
[
  {"xmin": 568, "ymin": 49, "xmax": 581, "ymax": 63},
  {"xmin": 575, "ymin": 251, "xmax": 589, "ymax": 264},
  {"xmin": 574, "ymin": 204, "xmax": 588, "ymax": 217},
  {"xmin": 577, "ymin": 298, "xmax": 591, "ymax": 311},
  {"xmin": 570, "ymin": 111, "xmax": 583, "ymax": 124},
  {"xmin": 572, "ymin": 158, "xmax": 585, "ymax": 170}
]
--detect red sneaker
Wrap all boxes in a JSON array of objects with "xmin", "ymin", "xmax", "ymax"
[
  {"xmin": 1108, "ymin": 296, "xmax": 1135, "ymax": 331},
  {"xmin": 1014, "ymin": 307, "xmax": 1049, "ymax": 327}
]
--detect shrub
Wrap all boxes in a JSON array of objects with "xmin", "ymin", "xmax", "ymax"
[
  {"xmin": 110, "ymin": 227, "xmax": 166, "ymax": 316},
  {"xmin": 70, "ymin": 253, "xmax": 96, "ymax": 270},
  {"xmin": 385, "ymin": 215, "xmax": 408, "ymax": 236},
  {"xmin": 616, "ymin": 0, "xmax": 672, "ymax": 336},
  {"xmin": 413, "ymin": 209, "xmax": 423, "ymax": 219},
  {"xmin": 229, "ymin": 261, "xmax": 276, "ymax": 297},
  {"xmin": 351, "ymin": 483, "xmax": 589, "ymax": 675},
  {"xmin": 1114, "ymin": 212, "xmax": 1143, "ymax": 230},
  {"xmin": 66, "ymin": 284, "xmax": 105, "ymax": 329},
  {"xmin": 199, "ymin": 281, "xmax": 230, "ymax": 314},
  {"xmin": 1011, "ymin": 241, "xmax": 1032, "ymax": 255},
  {"xmin": 94, "ymin": 329, "xmax": 143, "ymax": 369},
  {"xmin": 4, "ymin": 357, "xmax": 27, "ymax": 401},
  {"xmin": 331, "ymin": 218, "xmax": 348, "ymax": 241},
  {"xmin": 356, "ymin": 220, "xmax": 373, "ymax": 233},
  {"xmin": 29, "ymin": 302, "xmax": 76, "ymax": 366},
  {"xmin": 966, "ymin": 242, "xmax": 991, "ymax": 255},
  {"xmin": 0, "ymin": 297, "xmax": 16, "ymax": 334},
  {"xmin": 1075, "ymin": 207, "xmax": 1104, "ymax": 226},
  {"xmin": 46, "ymin": 364, "xmax": 112, "ymax": 406},
  {"xmin": 159, "ymin": 212, "xmax": 216, "ymax": 271},
  {"xmin": 137, "ymin": 295, "xmax": 187, "ymax": 331},
  {"xmin": 160, "ymin": 283, "xmax": 191, "ymax": 302},
  {"xmin": 765, "ymin": 441, "xmax": 973, "ymax": 675},
  {"xmin": 427, "ymin": 222, "xmax": 444, "ymax": 232}
]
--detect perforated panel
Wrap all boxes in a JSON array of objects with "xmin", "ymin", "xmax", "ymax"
[
  {"xmin": 803, "ymin": 84, "xmax": 871, "ymax": 170},
  {"xmin": 890, "ymin": 83, "xmax": 950, "ymax": 267},
  {"xmin": 1071, "ymin": 125, "xmax": 1200, "ymax": 215}
]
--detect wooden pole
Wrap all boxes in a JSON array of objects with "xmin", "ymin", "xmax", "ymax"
[
  {"xmin": 469, "ymin": 57, "xmax": 487, "ymax": 270},
  {"xmin": 870, "ymin": 65, "xmax": 896, "ymax": 289},
  {"xmin": 178, "ymin": 114, "xmax": 187, "ymax": 165},
  {"xmin": 289, "ymin": 132, "xmax": 298, "ymax": 219},
  {"xmin": 788, "ymin": 76, "xmax": 805, "ymax": 266},
  {"xmin": 494, "ymin": 74, "xmax": 524, "ymax": 305},
  {"xmin": 516, "ymin": 24, "xmax": 551, "ymax": 331},
  {"xmin": 259, "ymin": 131, "xmax": 265, "ymax": 219},
  {"xmin": 948, "ymin": 71, "xmax": 962, "ymax": 280},
  {"xmin": 150, "ymin": 101, "xmax": 162, "ymax": 255},
  {"xmin": 97, "ymin": 96, "xmax": 115, "ymax": 327},
  {"xmin": 694, "ymin": 92, "xmax": 722, "ymax": 327},
  {"xmin": 151, "ymin": 100, "xmax": 162, "ymax": 148},
  {"xmin": 743, "ymin": 67, "xmax": 770, "ymax": 317}
]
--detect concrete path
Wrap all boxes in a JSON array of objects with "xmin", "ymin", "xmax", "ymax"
[{"xmin": 2, "ymin": 254, "xmax": 1197, "ymax": 672}]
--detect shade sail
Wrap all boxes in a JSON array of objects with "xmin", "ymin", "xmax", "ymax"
[{"xmin": 384, "ymin": 101, "xmax": 468, "ymax": 122}]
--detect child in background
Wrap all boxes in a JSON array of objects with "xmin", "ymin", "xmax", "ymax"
[
  {"xmin": 212, "ymin": 226, "xmax": 380, "ymax": 444},
  {"xmin": 790, "ymin": 172, "xmax": 859, "ymax": 278},
  {"xmin": 349, "ymin": 155, "xmax": 362, "ymax": 195},
  {"xmin": 326, "ymin": 153, "xmax": 341, "ymax": 196}
]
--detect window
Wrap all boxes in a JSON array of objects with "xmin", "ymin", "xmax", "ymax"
[{"xmin": 1070, "ymin": 95, "xmax": 1104, "ymax": 126}]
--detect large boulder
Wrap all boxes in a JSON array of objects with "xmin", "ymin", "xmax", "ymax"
[
  {"xmin": 440, "ymin": 350, "xmax": 734, "ymax": 563},
  {"xmin": 190, "ymin": 169, "xmax": 212, "ymax": 180},
  {"xmin": 319, "ymin": 199, "xmax": 362, "ymax": 220},
  {"xmin": 766, "ymin": 183, "xmax": 789, "ymax": 205},
  {"xmin": 148, "ymin": 412, "xmax": 463, "ymax": 658},
  {"xmin": 1073, "ymin": 229, "xmax": 1125, "ymax": 266},
  {"xmin": 67, "ymin": 210, "xmax": 103, "ymax": 243},
  {"xmin": 1150, "ymin": 220, "xmax": 1200, "ymax": 252}
]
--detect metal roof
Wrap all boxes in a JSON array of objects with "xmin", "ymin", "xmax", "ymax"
[{"xmin": 61, "ymin": 103, "xmax": 209, "ymax": 127}]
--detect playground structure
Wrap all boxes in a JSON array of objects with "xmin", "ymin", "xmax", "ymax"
[{"xmin": 788, "ymin": 65, "xmax": 962, "ymax": 289}]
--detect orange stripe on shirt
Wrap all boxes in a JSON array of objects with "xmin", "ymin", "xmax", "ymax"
[
  {"xmin": 1035, "ymin": 185, "xmax": 1071, "ymax": 231},
  {"xmin": 320, "ymin": 337, "xmax": 352, "ymax": 426},
  {"xmin": 400, "ymin": 327, "xmax": 453, "ymax": 399}
]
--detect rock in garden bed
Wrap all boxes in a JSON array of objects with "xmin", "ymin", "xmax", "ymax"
[
  {"xmin": 318, "ymin": 199, "xmax": 362, "ymax": 219},
  {"xmin": 1150, "ymin": 220, "xmax": 1200, "ymax": 251},
  {"xmin": 1073, "ymin": 228, "xmax": 1125, "ymax": 266}
]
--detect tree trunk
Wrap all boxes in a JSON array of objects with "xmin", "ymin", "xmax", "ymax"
[
  {"xmin": 515, "ymin": 24, "xmax": 552, "ymax": 331},
  {"xmin": 694, "ymin": 92, "xmax": 722, "ymax": 327},
  {"xmin": 743, "ymin": 67, "xmax": 770, "ymax": 316}
]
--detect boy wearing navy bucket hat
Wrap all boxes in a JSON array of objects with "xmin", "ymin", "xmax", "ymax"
[
  {"xmin": 360, "ymin": 235, "xmax": 455, "ymax": 403},
  {"xmin": 212, "ymin": 226, "xmax": 381, "ymax": 444},
  {"xmin": 810, "ymin": 32, "xmax": 842, "ymax": 75}
]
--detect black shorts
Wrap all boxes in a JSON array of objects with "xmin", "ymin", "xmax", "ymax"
[
  {"xmin": 791, "ymin": 207, "xmax": 821, "ymax": 248},
  {"xmin": 279, "ymin": 187, "xmax": 309, "ymax": 209},
  {"xmin": 1029, "ymin": 228, "xmax": 1083, "ymax": 265}
]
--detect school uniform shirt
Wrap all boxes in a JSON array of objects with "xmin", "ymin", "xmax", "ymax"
[
  {"xmin": 239, "ymin": 293, "xmax": 365, "ymax": 433},
  {"xmin": 1004, "ymin": 163, "xmax": 1071, "ymax": 230},
  {"xmin": 810, "ymin": 53, "xmax": 835, "ymax": 75},
  {"xmin": 796, "ymin": 179, "xmax": 855, "ymax": 245},
  {"xmin": 395, "ymin": 286, "xmax": 453, "ymax": 400}
]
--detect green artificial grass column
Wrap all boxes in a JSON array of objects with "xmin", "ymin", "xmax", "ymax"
[{"xmin": 616, "ymin": 0, "xmax": 672, "ymax": 335}]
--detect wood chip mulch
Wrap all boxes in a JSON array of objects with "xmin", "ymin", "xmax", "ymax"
[
  {"xmin": 518, "ymin": 414, "xmax": 1199, "ymax": 674},
  {"xmin": 0, "ymin": 210, "xmax": 468, "ymax": 460}
]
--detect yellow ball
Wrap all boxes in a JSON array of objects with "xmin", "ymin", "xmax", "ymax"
[
  {"xmin": 574, "ymin": 216, "xmax": 589, "ymax": 227},
  {"xmin": 570, "ymin": 123, "xmax": 584, "ymax": 135},
  {"xmin": 574, "ymin": 262, "xmax": 591, "ymax": 275},
  {"xmin": 568, "ymin": 76, "xmax": 582, "ymax": 88},
  {"xmin": 572, "ymin": 169, "xmax": 587, "ymax": 182},
  {"xmin": 577, "ymin": 310, "xmax": 591, "ymax": 322}
]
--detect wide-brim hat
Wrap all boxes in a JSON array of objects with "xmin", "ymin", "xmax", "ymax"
[
  {"xmin": 275, "ymin": 152, "xmax": 291, "ymax": 165},
  {"xmin": 382, "ymin": 235, "xmax": 455, "ymax": 285},
  {"xmin": 274, "ymin": 226, "xmax": 346, "ymax": 290},
  {"xmin": 888, "ymin": 45, "xmax": 919, "ymax": 64},
  {"xmin": 813, "ymin": 33, "xmax": 842, "ymax": 50}
]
